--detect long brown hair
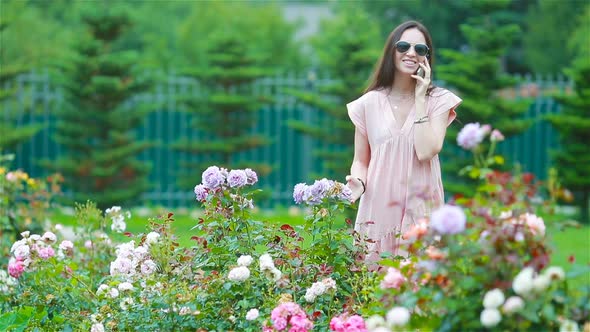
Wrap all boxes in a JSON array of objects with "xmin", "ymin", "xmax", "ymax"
[{"xmin": 365, "ymin": 20, "xmax": 435, "ymax": 94}]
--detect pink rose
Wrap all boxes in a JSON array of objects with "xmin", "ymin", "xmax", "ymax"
[
  {"xmin": 380, "ymin": 267, "xmax": 406, "ymax": 289},
  {"xmin": 490, "ymin": 129, "xmax": 505, "ymax": 142},
  {"xmin": 523, "ymin": 213, "xmax": 545, "ymax": 236},
  {"xmin": 345, "ymin": 315, "xmax": 367, "ymax": 331},
  {"xmin": 330, "ymin": 316, "xmax": 345, "ymax": 331},
  {"xmin": 37, "ymin": 246, "xmax": 55, "ymax": 259},
  {"xmin": 8, "ymin": 258, "xmax": 25, "ymax": 278}
]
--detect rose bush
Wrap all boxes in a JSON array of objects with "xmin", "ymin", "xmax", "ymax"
[
  {"xmin": 1, "ymin": 167, "xmax": 379, "ymax": 331},
  {"xmin": 1, "ymin": 125, "xmax": 588, "ymax": 331},
  {"xmin": 360, "ymin": 123, "xmax": 589, "ymax": 331},
  {"xmin": 0, "ymin": 154, "xmax": 62, "ymax": 264}
]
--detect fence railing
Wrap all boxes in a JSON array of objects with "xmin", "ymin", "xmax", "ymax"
[{"xmin": 1, "ymin": 69, "xmax": 572, "ymax": 207}]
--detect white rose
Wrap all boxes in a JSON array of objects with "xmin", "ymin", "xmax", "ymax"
[
  {"xmin": 559, "ymin": 319, "xmax": 579, "ymax": 332},
  {"xmin": 271, "ymin": 268, "xmax": 282, "ymax": 281},
  {"xmin": 483, "ymin": 288, "xmax": 505, "ymax": 309},
  {"xmin": 228, "ymin": 266, "xmax": 250, "ymax": 282},
  {"xmin": 245, "ymin": 308, "xmax": 259, "ymax": 321},
  {"xmin": 544, "ymin": 266, "xmax": 565, "ymax": 281},
  {"xmin": 480, "ymin": 308, "xmax": 501, "ymax": 327},
  {"xmin": 119, "ymin": 297, "xmax": 134, "ymax": 310},
  {"xmin": 237, "ymin": 255, "xmax": 253, "ymax": 267},
  {"xmin": 365, "ymin": 315, "xmax": 386, "ymax": 330},
  {"xmin": 532, "ymin": 274, "xmax": 551, "ymax": 292},
  {"xmin": 145, "ymin": 232, "xmax": 160, "ymax": 245},
  {"xmin": 96, "ymin": 284, "xmax": 109, "ymax": 297},
  {"xmin": 109, "ymin": 288, "xmax": 119, "ymax": 299},
  {"xmin": 386, "ymin": 306, "xmax": 410, "ymax": 327},
  {"xmin": 118, "ymin": 282, "xmax": 134, "ymax": 292},
  {"xmin": 41, "ymin": 232, "xmax": 57, "ymax": 243},
  {"xmin": 13, "ymin": 244, "xmax": 30, "ymax": 259},
  {"xmin": 259, "ymin": 254, "xmax": 275, "ymax": 271},
  {"xmin": 502, "ymin": 296, "xmax": 525, "ymax": 314},
  {"xmin": 90, "ymin": 323, "xmax": 105, "ymax": 332},
  {"xmin": 513, "ymin": 267, "xmax": 535, "ymax": 295}
]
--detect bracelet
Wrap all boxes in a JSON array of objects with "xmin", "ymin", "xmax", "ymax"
[
  {"xmin": 414, "ymin": 115, "xmax": 429, "ymax": 124},
  {"xmin": 357, "ymin": 178, "xmax": 366, "ymax": 194}
]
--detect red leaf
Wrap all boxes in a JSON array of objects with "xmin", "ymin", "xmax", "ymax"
[
  {"xmin": 190, "ymin": 236, "xmax": 208, "ymax": 248},
  {"xmin": 123, "ymin": 232, "xmax": 133, "ymax": 237},
  {"xmin": 280, "ymin": 224, "xmax": 294, "ymax": 231}
]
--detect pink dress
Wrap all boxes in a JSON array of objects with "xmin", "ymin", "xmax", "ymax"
[{"xmin": 347, "ymin": 87, "xmax": 462, "ymax": 257}]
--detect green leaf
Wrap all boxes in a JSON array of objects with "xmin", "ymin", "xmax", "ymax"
[
  {"xmin": 542, "ymin": 304, "xmax": 556, "ymax": 320},
  {"xmin": 494, "ymin": 155, "xmax": 505, "ymax": 165}
]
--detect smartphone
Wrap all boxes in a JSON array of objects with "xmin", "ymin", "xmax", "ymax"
[{"xmin": 416, "ymin": 67, "xmax": 425, "ymax": 78}]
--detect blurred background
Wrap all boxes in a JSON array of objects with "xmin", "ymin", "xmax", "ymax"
[{"xmin": 1, "ymin": 0, "xmax": 588, "ymax": 222}]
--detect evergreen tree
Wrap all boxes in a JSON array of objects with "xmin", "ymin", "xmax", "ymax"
[
  {"xmin": 436, "ymin": 0, "xmax": 532, "ymax": 195},
  {"xmin": 0, "ymin": 2, "xmax": 44, "ymax": 151},
  {"xmin": 44, "ymin": 8, "xmax": 154, "ymax": 209},
  {"xmin": 286, "ymin": 6, "xmax": 381, "ymax": 180},
  {"xmin": 171, "ymin": 33, "xmax": 274, "ymax": 187},
  {"xmin": 0, "ymin": 64, "xmax": 43, "ymax": 151},
  {"xmin": 523, "ymin": 0, "xmax": 580, "ymax": 75},
  {"xmin": 360, "ymin": 0, "xmax": 532, "ymax": 72},
  {"xmin": 545, "ymin": 5, "xmax": 590, "ymax": 223}
]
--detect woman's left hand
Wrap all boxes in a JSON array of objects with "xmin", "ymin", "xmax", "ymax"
[{"xmin": 411, "ymin": 59, "xmax": 431, "ymax": 99}]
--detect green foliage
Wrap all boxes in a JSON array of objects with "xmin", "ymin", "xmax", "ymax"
[
  {"xmin": 42, "ymin": 8, "xmax": 155, "ymax": 210},
  {"xmin": 2, "ymin": 158, "xmax": 589, "ymax": 331},
  {"xmin": 568, "ymin": 4, "xmax": 590, "ymax": 62},
  {"xmin": 0, "ymin": 154, "xmax": 62, "ymax": 262},
  {"xmin": 2, "ymin": 168, "xmax": 379, "ymax": 331},
  {"xmin": 545, "ymin": 57, "xmax": 590, "ymax": 223},
  {"xmin": 286, "ymin": 5, "xmax": 381, "ymax": 181},
  {"xmin": 359, "ymin": 0, "xmax": 533, "ymax": 72},
  {"xmin": 436, "ymin": 4, "xmax": 533, "ymax": 196},
  {"xmin": 524, "ymin": 0, "xmax": 582, "ymax": 75},
  {"xmin": 177, "ymin": 1, "xmax": 306, "ymax": 71},
  {"xmin": 171, "ymin": 34, "xmax": 275, "ymax": 189},
  {"xmin": 0, "ymin": 3, "xmax": 46, "ymax": 151},
  {"xmin": 0, "ymin": 0, "xmax": 77, "ymax": 68},
  {"xmin": 364, "ymin": 131, "xmax": 589, "ymax": 331}
]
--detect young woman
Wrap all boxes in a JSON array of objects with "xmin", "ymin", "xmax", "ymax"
[{"xmin": 346, "ymin": 20, "xmax": 462, "ymax": 260}]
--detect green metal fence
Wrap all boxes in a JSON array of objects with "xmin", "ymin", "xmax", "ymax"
[{"xmin": 1, "ymin": 69, "xmax": 572, "ymax": 207}]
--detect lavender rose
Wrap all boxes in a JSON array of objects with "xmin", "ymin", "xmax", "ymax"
[
  {"xmin": 457, "ymin": 123, "xmax": 486, "ymax": 150},
  {"xmin": 303, "ymin": 178, "xmax": 330, "ymax": 205},
  {"xmin": 293, "ymin": 183, "xmax": 307, "ymax": 204},
  {"xmin": 430, "ymin": 204, "xmax": 466, "ymax": 235},
  {"xmin": 202, "ymin": 166, "xmax": 225, "ymax": 189},
  {"xmin": 194, "ymin": 184, "xmax": 208, "ymax": 201},
  {"xmin": 227, "ymin": 170, "xmax": 248, "ymax": 188},
  {"xmin": 244, "ymin": 168, "xmax": 258, "ymax": 185}
]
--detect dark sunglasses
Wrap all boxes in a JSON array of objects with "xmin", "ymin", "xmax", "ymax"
[{"xmin": 394, "ymin": 41, "xmax": 429, "ymax": 57}]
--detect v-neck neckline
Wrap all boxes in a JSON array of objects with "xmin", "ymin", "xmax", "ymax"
[{"xmin": 383, "ymin": 92, "xmax": 415, "ymax": 134}]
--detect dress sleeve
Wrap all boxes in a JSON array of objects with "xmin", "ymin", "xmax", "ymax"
[
  {"xmin": 347, "ymin": 96, "xmax": 367, "ymax": 137},
  {"xmin": 428, "ymin": 89, "xmax": 462, "ymax": 127}
]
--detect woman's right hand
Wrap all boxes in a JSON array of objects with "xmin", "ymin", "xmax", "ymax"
[{"xmin": 345, "ymin": 175, "xmax": 364, "ymax": 203}]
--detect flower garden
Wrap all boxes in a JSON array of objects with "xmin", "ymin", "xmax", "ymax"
[{"xmin": 1, "ymin": 124, "xmax": 589, "ymax": 332}]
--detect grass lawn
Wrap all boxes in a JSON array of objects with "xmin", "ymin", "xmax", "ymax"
[{"xmin": 48, "ymin": 205, "xmax": 589, "ymax": 287}]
